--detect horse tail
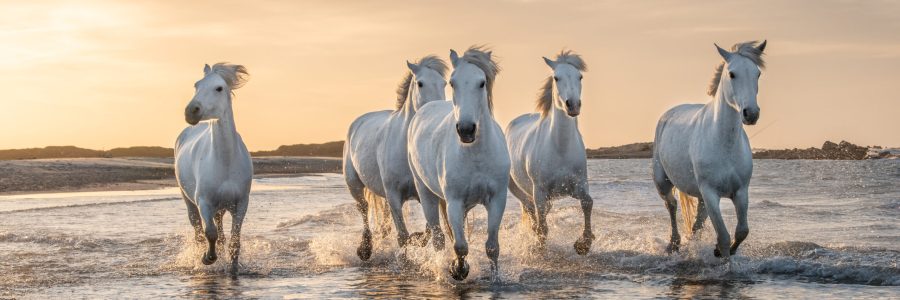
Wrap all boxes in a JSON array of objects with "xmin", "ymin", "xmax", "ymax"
[
  {"xmin": 364, "ymin": 188, "xmax": 391, "ymax": 235},
  {"xmin": 674, "ymin": 187, "xmax": 699, "ymax": 237},
  {"xmin": 439, "ymin": 199, "xmax": 454, "ymax": 244}
]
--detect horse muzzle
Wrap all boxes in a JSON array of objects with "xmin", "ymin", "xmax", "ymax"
[
  {"xmin": 456, "ymin": 122, "xmax": 476, "ymax": 144},
  {"xmin": 185, "ymin": 103, "xmax": 202, "ymax": 125},
  {"xmin": 565, "ymin": 99, "xmax": 581, "ymax": 117},
  {"xmin": 742, "ymin": 108, "xmax": 760, "ymax": 125}
]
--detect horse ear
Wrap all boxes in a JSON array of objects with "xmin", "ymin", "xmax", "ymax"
[
  {"xmin": 406, "ymin": 60, "xmax": 419, "ymax": 73},
  {"xmin": 203, "ymin": 64, "xmax": 211, "ymax": 74},
  {"xmin": 715, "ymin": 43, "xmax": 731, "ymax": 61},
  {"xmin": 756, "ymin": 40, "xmax": 767, "ymax": 53},
  {"xmin": 486, "ymin": 51, "xmax": 492, "ymax": 58},
  {"xmin": 450, "ymin": 49, "xmax": 459, "ymax": 67},
  {"xmin": 542, "ymin": 56, "xmax": 556, "ymax": 69}
]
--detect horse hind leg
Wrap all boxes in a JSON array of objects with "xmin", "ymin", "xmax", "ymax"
[{"xmin": 653, "ymin": 163, "xmax": 680, "ymax": 253}]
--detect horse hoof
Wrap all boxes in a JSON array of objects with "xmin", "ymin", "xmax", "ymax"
[
  {"xmin": 713, "ymin": 248, "xmax": 722, "ymax": 258},
  {"xmin": 408, "ymin": 232, "xmax": 429, "ymax": 247},
  {"xmin": 202, "ymin": 253, "xmax": 217, "ymax": 265},
  {"xmin": 357, "ymin": 242, "xmax": 373, "ymax": 261},
  {"xmin": 574, "ymin": 238, "xmax": 592, "ymax": 255},
  {"xmin": 449, "ymin": 260, "xmax": 470, "ymax": 281},
  {"xmin": 665, "ymin": 243, "xmax": 680, "ymax": 254}
]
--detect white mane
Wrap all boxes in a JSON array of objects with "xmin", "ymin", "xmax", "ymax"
[
  {"xmin": 208, "ymin": 63, "xmax": 249, "ymax": 90},
  {"xmin": 537, "ymin": 50, "xmax": 587, "ymax": 117},
  {"xmin": 707, "ymin": 41, "xmax": 766, "ymax": 96},
  {"xmin": 396, "ymin": 55, "xmax": 448, "ymax": 110}
]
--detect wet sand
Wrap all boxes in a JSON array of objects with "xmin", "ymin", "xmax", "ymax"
[{"xmin": 0, "ymin": 157, "xmax": 341, "ymax": 195}]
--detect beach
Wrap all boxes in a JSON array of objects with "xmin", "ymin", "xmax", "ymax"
[{"xmin": 0, "ymin": 157, "xmax": 341, "ymax": 195}]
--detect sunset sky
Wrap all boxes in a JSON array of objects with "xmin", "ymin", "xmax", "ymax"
[{"xmin": 1, "ymin": 0, "xmax": 898, "ymax": 150}]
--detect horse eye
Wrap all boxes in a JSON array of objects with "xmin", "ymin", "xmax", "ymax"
[
  {"xmin": 553, "ymin": 76, "xmax": 559, "ymax": 82},
  {"xmin": 417, "ymin": 81, "xmax": 424, "ymax": 88},
  {"xmin": 479, "ymin": 81, "xmax": 485, "ymax": 88},
  {"xmin": 729, "ymin": 72, "xmax": 735, "ymax": 79},
  {"xmin": 215, "ymin": 86, "xmax": 223, "ymax": 92},
  {"xmin": 449, "ymin": 81, "xmax": 455, "ymax": 88}
]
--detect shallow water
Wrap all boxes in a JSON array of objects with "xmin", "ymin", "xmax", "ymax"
[{"xmin": 1, "ymin": 159, "xmax": 898, "ymax": 298}]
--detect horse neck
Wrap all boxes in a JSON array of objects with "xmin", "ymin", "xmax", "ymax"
[
  {"xmin": 705, "ymin": 83, "xmax": 744, "ymax": 146},
  {"xmin": 210, "ymin": 101, "xmax": 240, "ymax": 163},
  {"xmin": 546, "ymin": 87, "xmax": 579, "ymax": 149}
]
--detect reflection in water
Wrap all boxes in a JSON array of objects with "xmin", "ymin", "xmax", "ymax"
[{"xmin": 186, "ymin": 275, "xmax": 243, "ymax": 299}]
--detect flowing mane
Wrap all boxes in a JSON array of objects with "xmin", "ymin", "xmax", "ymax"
[
  {"xmin": 395, "ymin": 55, "xmax": 448, "ymax": 110},
  {"xmin": 707, "ymin": 41, "xmax": 766, "ymax": 96},
  {"xmin": 209, "ymin": 63, "xmax": 249, "ymax": 90},
  {"xmin": 458, "ymin": 46, "xmax": 501, "ymax": 112},
  {"xmin": 537, "ymin": 50, "xmax": 587, "ymax": 117}
]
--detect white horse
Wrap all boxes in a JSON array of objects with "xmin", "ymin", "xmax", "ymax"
[
  {"xmin": 409, "ymin": 47, "xmax": 509, "ymax": 281},
  {"xmin": 506, "ymin": 50, "xmax": 594, "ymax": 255},
  {"xmin": 343, "ymin": 56, "xmax": 448, "ymax": 260},
  {"xmin": 652, "ymin": 40, "xmax": 766, "ymax": 259},
  {"xmin": 175, "ymin": 63, "xmax": 253, "ymax": 274}
]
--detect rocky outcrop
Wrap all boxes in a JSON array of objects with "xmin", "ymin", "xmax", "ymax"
[
  {"xmin": 586, "ymin": 142, "xmax": 653, "ymax": 159},
  {"xmin": 752, "ymin": 140, "xmax": 869, "ymax": 160}
]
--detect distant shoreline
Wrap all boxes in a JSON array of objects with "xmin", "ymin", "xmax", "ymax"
[
  {"xmin": 3, "ymin": 140, "xmax": 895, "ymax": 161},
  {"xmin": 0, "ymin": 157, "xmax": 340, "ymax": 195}
]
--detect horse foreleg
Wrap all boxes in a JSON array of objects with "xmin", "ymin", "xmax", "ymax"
[
  {"xmin": 573, "ymin": 188, "xmax": 595, "ymax": 256},
  {"xmin": 690, "ymin": 197, "xmax": 709, "ymax": 237},
  {"xmin": 700, "ymin": 187, "xmax": 730, "ymax": 259},
  {"xmin": 183, "ymin": 196, "xmax": 204, "ymax": 244},
  {"xmin": 416, "ymin": 180, "xmax": 444, "ymax": 250},
  {"xmin": 485, "ymin": 192, "xmax": 506, "ymax": 283},
  {"xmin": 532, "ymin": 188, "xmax": 550, "ymax": 250},
  {"xmin": 228, "ymin": 197, "xmax": 248, "ymax": 276},
  {"xmin": 348, "ymin": 186, "xmax": 372, "ymax": 261},
  {"xmin": 730, "ymin": 188, "xmax": 750, "ymax": 256},
  {"xmin": 214, "ymin": 210, "xmax": 226, "ymax": 251},
  {"xmin": 385, "ymin": 189, "xmax": 411, "ymax": 248},
  {"xmin": 447, "ymin": 200, "xmax": 470, "ymax": 281},
  {"xmin": 198, "ymin": 200, "xmax": 218, "ymax": 265}
]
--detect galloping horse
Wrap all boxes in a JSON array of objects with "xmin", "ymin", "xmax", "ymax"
[
  {"xmin": 343, "ymin": 56, "xmax": 448, "ymax": 260},
  {"xmin": 175, "ymin": 63, "xmax": 253, "ymax": 274},
  {"xmin": 507, "ymin": 50, "xmax": 594, "ymax": 255},
  {"xmin": 408, "ymin": 47, "xmax": 509, "ymax": 281},
  {"xmin": 652, "ymin": 40, "xmax": 767, "ymax": 259}
]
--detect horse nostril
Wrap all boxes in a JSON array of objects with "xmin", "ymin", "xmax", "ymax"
[
  {"xmin": 191, "ymin": 106, "xmax": 200, "ymax": 114},
  {"xmin": 742, "ymin": 109, "xmax": 749, "ymax": 118}
]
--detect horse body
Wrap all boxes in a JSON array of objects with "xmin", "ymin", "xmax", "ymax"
[
  {"xmin": 652, "ymin": 41, "xmax": 766, "ymax": 258},
  {"xmin": 175, "ymin": 63, "xmax": 252, "ymax": 274},
  {"xmin": 409, "ymin": 47, "xmax": 508, "ymax": 281},
  {"xmin": 506, "ymin": 51, "xmax": 594, "ymax": 255},
  {"xmin": 343, "ymin": 56, "xmax": 448, "ymax": 260}
]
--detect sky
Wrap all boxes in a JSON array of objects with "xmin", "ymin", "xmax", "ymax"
[{"xmin": 1, "ymin": 0, "xmax": 898, "ymax": 150}]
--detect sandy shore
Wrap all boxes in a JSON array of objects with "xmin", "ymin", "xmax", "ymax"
[{"xmin": 0, "ymin": 156, "xmax": 341, "ymax": 195}]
